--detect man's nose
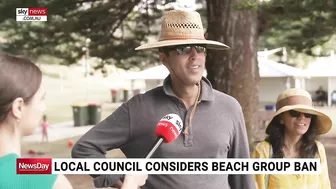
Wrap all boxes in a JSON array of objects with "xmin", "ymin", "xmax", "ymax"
[{"xmin": 189, "ymin": 47, "xmax": 199, "ymax": 60}]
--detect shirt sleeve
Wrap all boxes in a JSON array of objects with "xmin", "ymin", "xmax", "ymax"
[
  {"xmin": 251, "ymin": 141, "xmax": 269, "ymax": 189},
  {"xmin": 316, "ymin": 141, "xmax": 331, "ymax": 189},
  {"xmin": 227, "ymin": 106, "xmax": 256, "ymax": 189},
  {"xmin": 71, "ymin": 102, "xmax": 131, "ymax": 188}
]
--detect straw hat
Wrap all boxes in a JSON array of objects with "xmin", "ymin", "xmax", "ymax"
[
  {"xmin": 135, "ymin": 10, "xmax": 229, "ymax": 51},
  {"xmin": 266, "ymin": 88, "xmax": 332, "ymax": 135}
]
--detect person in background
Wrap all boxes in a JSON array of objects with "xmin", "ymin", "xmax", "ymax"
[
  {"xmin": 315, "ymin": 86, "xmax": 327, "ymax": 106},
  {"xmin": 253, "ymin": 88, "xmax": 332, "ymax": 189},
  {"xmin": 72, "ymin": 9, "xmax": 255, "ymax": 189},
  {"xmin": 41, "ymin": 114, "xmax": 49, "ymax": 143},
  {"xmin": 0, "ymin": 52, "xmax": 73, "ymax": 189},
  {"xmin": 0, "ymin": 52, "xmax": 147, "ymax": 189}
]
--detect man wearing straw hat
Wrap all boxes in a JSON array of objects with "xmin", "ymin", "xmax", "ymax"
[{"xmin": 72, "ymin": 9, "xmax": 255, "ymax": 189}]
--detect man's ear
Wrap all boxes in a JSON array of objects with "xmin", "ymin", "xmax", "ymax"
[
  {"xmin": 11, "ymin": 97, "xmax": 25, "ymax": 120},
  {"xmin": 159, "ymin": 52, "xmax": 167, "ymax": 65}
]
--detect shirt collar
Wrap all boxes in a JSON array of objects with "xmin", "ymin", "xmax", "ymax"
[{"xmin": 162, "ymin": 75, "xmax": 215, "ymax": 102}]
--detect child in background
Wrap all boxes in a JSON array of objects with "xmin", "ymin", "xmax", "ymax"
[{"xmin": 41, "ymin": 115, "xmax": 49, "ymax": 143}]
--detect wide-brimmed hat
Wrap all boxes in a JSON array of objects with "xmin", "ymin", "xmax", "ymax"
[
  {"xmin": 135, "ymin": 10, "xmax": 230, "ymax": 51},
  {"xmin": 266, "ymin": 88, "xmax": 332, "ymax": 135}
]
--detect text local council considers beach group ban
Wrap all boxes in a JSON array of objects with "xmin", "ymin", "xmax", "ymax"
[{"xmin": 54, "ymin": 160, "xmax": 318, "ymax": 173}]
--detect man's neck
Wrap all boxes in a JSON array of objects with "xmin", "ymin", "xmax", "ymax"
[
  {"xmin": 0, "ymin": 124, "xmax": 21, "ymax": 157},
  {"xmin": 171, "ymin": 80, "xmax": 200, "ymax": 110}
]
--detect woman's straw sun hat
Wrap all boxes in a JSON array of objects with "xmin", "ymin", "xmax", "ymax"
[{"xmin": 266, "ymin": 88, "xmax": 332, "ymax": 135}]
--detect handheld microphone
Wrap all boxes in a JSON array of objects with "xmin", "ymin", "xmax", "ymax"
[
  {"xmin": 118, "ymin": 114, "xmax": 183, "ymax": 185},
  {"xmin": 144, "ymin": 113, "xmax": 183, "ymax": 158}
]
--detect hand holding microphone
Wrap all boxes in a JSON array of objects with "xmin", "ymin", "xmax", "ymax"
[{"xmin": 121, "ymin": 174, "xmax": 148, "ymax": 189}]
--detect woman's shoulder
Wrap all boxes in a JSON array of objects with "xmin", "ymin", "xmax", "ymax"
[
  {"xmin": 0, "ymin": 153, "xmax": 58, "ymax": 189},
  {"xmin": 0, "ymin": 169, "xmax": 58, "ymax": 189},
  {"xmin": 254, "ymin": 140, "xmax": 271, "ymax": 149},
  {"xmin": 28, "ymin": 174, "xmax": 59, "ymax": 184},
  {"xmin": 20, "ymin": 174, "xmax": 59, "ymax": 189},
  {"xmin": 252, "ymin": 140, "xmax": 272, "ymax": 158},
  {"xmin": 314, "ymin": 140, "xmax": 324, "ymax": 148},
  {"xmin": 315, "ymin": 140, "xmax": 327, "ymax": 156}
]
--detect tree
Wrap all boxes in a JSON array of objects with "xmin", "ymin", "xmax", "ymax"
[
  {"xmin": 1, "ymin": 0, "xmax": 335, "ymax": 70},
  {"xmin": 258, "ymin": 0, "xmax": 336, "ymax": 65},
  {"xmin": 204, "ymin": 0, "xmax": 336, "ymax": 148},
  {"xmin": 205, "ymin": 0, "xmax": 260, "ymax": 148},
  {"xmin": 0, "ymin": 0, "xmax": 163, "ymax": 70}
]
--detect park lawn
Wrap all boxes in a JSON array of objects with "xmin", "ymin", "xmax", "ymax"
[
  {"xmin": 40, "ymin": 63, "xmax": 133, "ymax": 125},
  {"xmin": 43, "ymin": 75, "xmax": 115, "ymax": 124},
  {"xmin": 20, "ymin": 65, "xmax": 130, "ymax": 158}
]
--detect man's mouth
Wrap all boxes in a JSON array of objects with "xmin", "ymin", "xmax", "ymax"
[{"xmin": 188, "ymin": 65, "xmax": 200, "ymax": 69}]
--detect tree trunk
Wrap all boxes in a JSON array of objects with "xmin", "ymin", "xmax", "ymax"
[{"xmin": 205, "ymin": 0, "xmax": 260, "ymax": 150}]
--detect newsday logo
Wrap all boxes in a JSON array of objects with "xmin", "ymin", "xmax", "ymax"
[
  {"xmin": 19, "ymin": 162, "xmax": 49, "ymax": 170},
  {"xmin": 16, "ymin": 158, "xmax": 52, "ymax": 174},
  {"xmin": 16, "ymin": 8, "xmax": 48, "ymax": 22}
]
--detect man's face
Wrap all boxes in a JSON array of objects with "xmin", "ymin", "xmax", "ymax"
[{"xmin": 159, "ymin": 45, "xmax": 206, "ymax": 86}]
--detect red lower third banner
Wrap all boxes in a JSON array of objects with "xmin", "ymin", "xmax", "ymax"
[{"xmin": 16, "ymin": 158, "xmax": 52, "ymax": 174}]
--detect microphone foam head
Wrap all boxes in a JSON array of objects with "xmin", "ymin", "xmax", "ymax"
[{"xmin": 155, "ymin": 114, "xmax": 183, "ymax": 143}]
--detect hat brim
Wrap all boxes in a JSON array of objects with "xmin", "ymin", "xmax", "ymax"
[
  {"xmin": 135, "ymin": 39, "xmax": 230, "ymax": 51},
  {"xmin": 265, "ymin": 104, "xmax": 332, "ymax": 135}
]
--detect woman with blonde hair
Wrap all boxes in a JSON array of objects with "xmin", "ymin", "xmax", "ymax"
[
  {"xmin": 0, "ymin": 52, "xmax": 147, "ymax": 189},
  {"xmin": 253, "ymin": 88, "xmax": 332, "ymax": 189}
]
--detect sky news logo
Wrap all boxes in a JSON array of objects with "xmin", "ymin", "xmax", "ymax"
[
  {"xmin": 16, "ymin": 8, "xmax": 48, "ymax": 22},
  {"xmin": 16, "ymin": 158, "xmax": 52, "ymax": 174}
]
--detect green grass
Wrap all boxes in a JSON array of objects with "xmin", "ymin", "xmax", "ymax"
[{"xmin": 41, "ymin": 65, "xmax": 124, "ymax": 124}]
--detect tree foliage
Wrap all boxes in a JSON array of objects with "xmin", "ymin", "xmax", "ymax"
[
  {"xmin": 0, "ymin": 0, "xmax": 335, "ymax": 70},
  {"xmin": 0, "ymin": 0, "xmax": 163, "ymax": 69},
  {"xmin": 258, "ymin": 0, "xmax": 336, "ymax": 62}
]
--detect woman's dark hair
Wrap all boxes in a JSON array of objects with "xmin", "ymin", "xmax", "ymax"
[
  {"xmin": 265, "ymin": 113, "xmax": 318, "ymax": 158},
  {"xmin": 0, "ymin": 52, "xmax": 42, "ymax": 123}
]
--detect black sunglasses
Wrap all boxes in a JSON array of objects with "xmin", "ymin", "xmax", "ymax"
[
  {"xmin": 164, "ymin": 45, "xmax": 207, "ymax": 55},
  {"xmin": 288, "ymin": 110, "xmax": 313, "ymax": 118}
]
